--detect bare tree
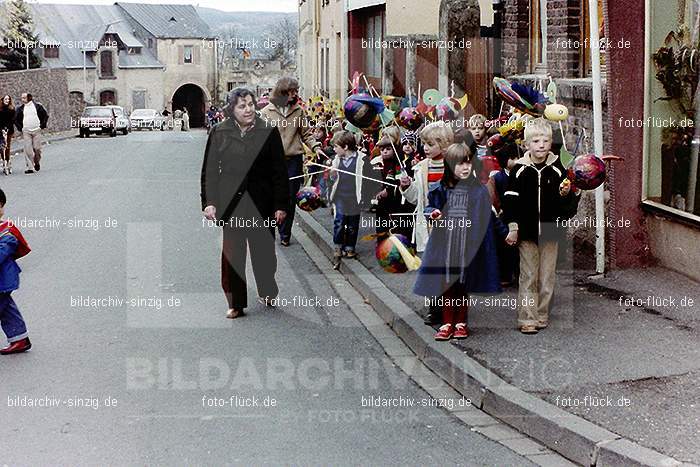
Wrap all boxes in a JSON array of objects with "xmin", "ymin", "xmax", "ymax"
[
  {"xmin": 266, "ymin": 17, "xmax": 297, "ymax": 68},
  {"xmin": 216, "ymin": 25, "xmax": 237, "ymax": 70}
]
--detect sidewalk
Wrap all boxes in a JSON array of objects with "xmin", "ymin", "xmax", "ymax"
[{"xmin": 299, "ymin": 206, "xmax": 699, "ymax": 466}]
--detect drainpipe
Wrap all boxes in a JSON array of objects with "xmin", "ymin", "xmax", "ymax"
[{"xmin": 589, "ymin": 0, "xmax": 606, "ymax": 275}]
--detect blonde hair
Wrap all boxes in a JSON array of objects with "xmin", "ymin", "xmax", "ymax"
[
  {"xmin": 468, "ymin": 114, "xmax": 487, "ymax": 127},
  {"xmin": 379, "ymin": 125, "xmax": 401, "ymax": 146},
  {"xmin": 420, "ymin": 121, "xmax": 454, "ymax": 150},
  {"xmin": 524, "ymin": 118, "xmax": 553, "ymax": 142}
]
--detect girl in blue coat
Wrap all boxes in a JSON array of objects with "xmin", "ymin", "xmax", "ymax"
[{"xmin": 414, "ymin": 143, "xmax": 501, "ymax": 340}]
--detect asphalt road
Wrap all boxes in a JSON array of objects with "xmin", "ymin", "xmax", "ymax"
[{"xmin": 0, "ymin": 130, "xmax": 534, "ymax": 465}]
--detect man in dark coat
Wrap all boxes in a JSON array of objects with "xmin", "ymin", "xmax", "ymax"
[{"xmin": 201, "ymin": 88, "xmax": 289, "ymax": 319}]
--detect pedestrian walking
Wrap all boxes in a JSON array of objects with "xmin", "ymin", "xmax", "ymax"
[
  {"xmin": 182, "ymin": 108, "xmax": 190, "ymax": 131},
  {"xmin": 327, "ymin": 130, "xmax": 375, "ymax": 268},
  {"xmin": 0, "ymin": 188, "xmax": 32, "ymax": 355},
  {"xmin": 260, "ymin": 77, "xmax": 325, "ymax": 247},
  {"xmin": 413, "ymin": 143, "xmax": 501, "ymax": 341},
  {"xmin": 399, "ymin": 121, "xmax": 454, "ymax": 253},
  {"xmin": 0, "ymin": 95, "xmax": 16, "ymax": 175},
  {"xmin": 201, "ymin": 88, "xmax": 289, "ymax": 319},
  {"xmin": 502, "ymin": 119, "xmax": 580, "ymax": 334},
  {"xmin": 373, "ymin": 135, "xmax": 413, "ymax": 242},
  {"xmin": 14, "ymin": 93, "xmax": 49, "ymax": 174}
]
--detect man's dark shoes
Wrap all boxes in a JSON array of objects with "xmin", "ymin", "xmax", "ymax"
[
  {"xmin": 34, "ymin": 162, "xmax": 40, "ymax": 171},
  {"xmin": 0, "ymin": 337, "xmax": 31, "ymax": 354},
  {"xmin": 280, "ymin": 239, "xmax": 290, "ymax": 247},
  {"xmin": 24, "ymin": 169, "xmax": 34, "ymax": 174}
]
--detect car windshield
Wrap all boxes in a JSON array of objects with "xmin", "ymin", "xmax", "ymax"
[
  {"xmin": 111, "ymin": 108, "xmax": 123, "ymax": 116},
  {"xmin": 132, "ymin": 110, "xmax": 156, "ymax": 118},
  {"xmin": 83, "ymin": 108, "xmax": 113, "ymax": 117}
]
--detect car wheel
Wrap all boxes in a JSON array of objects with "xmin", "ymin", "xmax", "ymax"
[
  {"xmin": 79, "ymin": 130, "xmax": 85, "ymax": 138},
  {"xmin": 122, "ymin": 129, "xmax": 128, "ymax": 135},
  {"xmin": 110, "ymin": 128, "xmax": 117, "ymax": 137}
]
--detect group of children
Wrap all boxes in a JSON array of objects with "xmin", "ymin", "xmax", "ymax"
[{"xmin": 307, "ymin": 112, "xmax": 579, "ymax": 340}]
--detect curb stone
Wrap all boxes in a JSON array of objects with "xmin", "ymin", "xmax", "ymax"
[{"xmin": 297, "ymin": 210, "xmax": 688, "ymax": 467}]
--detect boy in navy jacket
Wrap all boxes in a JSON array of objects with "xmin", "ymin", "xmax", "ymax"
[
  {"xmin": 0, "ymin": 188, "xmax": 32, "ymax": 354},
  {"xmin": 503, "ymin": 120, "xmax": 580, "ymax": 334}
]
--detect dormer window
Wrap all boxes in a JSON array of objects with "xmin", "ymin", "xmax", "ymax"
[
  {"xmin": 169, "ymin": 16, "xmax": 177, "ymax": 22},
  {"xmin": 100, "ymin": 50, "xmax": 114, "ymax": 77},
  {"xmin": 128, "ymin": 47, "xmax": 142, "ymax": 55}
]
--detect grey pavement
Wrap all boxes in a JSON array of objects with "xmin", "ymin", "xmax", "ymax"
[
  {"xmin": 0, "ymin": 129, "xmax": 536, "ymax": 465},
  {"xmin": 307, "ymin": 200, "xmax": 700, "ymax": 463}
]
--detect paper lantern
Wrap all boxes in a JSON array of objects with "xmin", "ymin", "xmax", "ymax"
[{"xmin": 296, "ymin": 186, "xmax": 322, "ymax": 212}]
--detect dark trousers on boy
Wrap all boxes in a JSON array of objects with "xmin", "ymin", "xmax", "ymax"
[
  {"xmin": 0, "ymin": 293, "xmax": 28, "ymax": 343},
  {"xmin": 333, "ymin": 197, "xmax": 360, "ymax": 252}
]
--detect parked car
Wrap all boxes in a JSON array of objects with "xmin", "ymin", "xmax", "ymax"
[
  {"xmin": 106, "ymin": 105, "xmax": 131, "ymax": 135},
  {"xmin": 79, "ymin": 106, "xmax": 117, "ymax": 138},
  {"xmin": 130, "ymin": 109, "xmax": 166, "ymax": 131}
]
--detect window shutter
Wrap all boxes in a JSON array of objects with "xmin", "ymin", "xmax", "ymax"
[
  {"xmin": 194, "ymin": 45, "xmax": 200, "ymax": 65},
  {"xmin": 178, "ymin": 45, "xmax": 184, "ymax": 64}
]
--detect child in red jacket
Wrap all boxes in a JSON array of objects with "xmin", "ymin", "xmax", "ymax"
[{"xmin": 0, "ymin": 188, "xmax": 32, "ymax": 354}]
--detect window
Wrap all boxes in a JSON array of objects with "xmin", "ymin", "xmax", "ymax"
[
  {"xmin": 128, "ymin": 47, "xmax": 141, "ymax": 55},
  {"xmin": 100, "ymin": 90, "xmax": 116, "ymax": 106},
  {"xmin": 581, "ymin": 0, "xmax": 606, "ymax": 76},
  {"xmin": 148, "ymin": 38, "xmax": 153, "ymax": 49},
  {"xmin": 227, "ymin": 82, "xmax": 247, "ymax": 91},
  {"xmin": 132, "ymin": 90, "xmax": 146, "ymax": 109},
  {"xmin": 645, "ymin": 0, "xmax": 700, "ymax": 217},
  {"xmin": 100, "ymin": 50, "xmax": 114, "ymax": 77},
  {"xmin": 44, "ymin": 46, "xmax": 59, "ymax": 58},
  {"xmin": 184, "ymin": 45, "xmax": 193, "ymax": 64},
  {"xmin": 319, "ymin": 38, "xmax": 330, "ymax": 97},
  {"xmin": 529, "ymin": 0, "xmax": 547, "ymax": 72},
  {"xmin": 364, "ymin": 11, "xmax": 383, "ymax": 79}
]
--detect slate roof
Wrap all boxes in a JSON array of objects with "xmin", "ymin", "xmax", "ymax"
[
  {"xmin": 29, "ymin": 3, "xmax": 163, "ymax": 69},
  {"xmin": 116, "ymin": 3, "xmax": 214, "ymax": 39}
]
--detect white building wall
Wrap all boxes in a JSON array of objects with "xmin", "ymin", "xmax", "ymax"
[{"xmin": 158, "ymin": 38, "xmax": 216, "ymax": 109}]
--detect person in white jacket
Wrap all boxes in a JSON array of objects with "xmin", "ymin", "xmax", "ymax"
[{"xmin": 399, "ymin": 121, "xmax": 455, "ymax": 253}]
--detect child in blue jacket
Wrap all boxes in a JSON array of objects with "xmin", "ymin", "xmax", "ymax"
[{"xmin": 0, "ymin": 188, "xmax": 32, "ymax": 354}]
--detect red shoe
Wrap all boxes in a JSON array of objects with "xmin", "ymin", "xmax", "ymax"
[
  {"xmin": 434, "ymin": 324, "xmax": 453, "ymax": 341},
  {"xmin": 0, "ymin": 337, "xmax": 31, "ymax": 355},
  {"xmin": 453, "ymin": 323, "xmax": 469, "ymax": 339}
]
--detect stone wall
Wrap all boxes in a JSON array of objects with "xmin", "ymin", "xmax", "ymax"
[
  {"xmin": 546, "ymin": 0, "xmax": 583, "ymax": 78},
  {"xmin": 501, "ymin": 0, "xmax": 529, "ymax": 76},
  {"xmin": 0, "ymin": 67, "xmax": 71, "ymax": 131}
]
